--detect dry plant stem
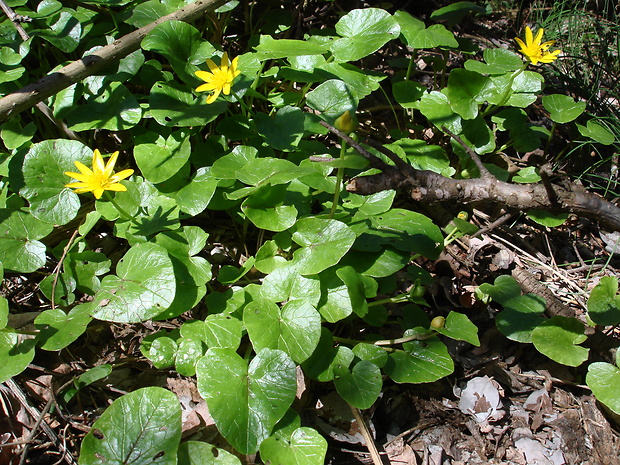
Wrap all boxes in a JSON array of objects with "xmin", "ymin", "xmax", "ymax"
[
  {"xmin": 0, "ymin": 0, "xmax": 228, "ymax": 122},
  {"xmin": 344, "ymin": 140, "xmax": 620, "ymax": 231},
  {"xmin": 348, "ymin": 403, "xmax": 383, "ymax": 465},
  {"xmin": 0, "ymin": 0, "xmax": 83, "ymax": 141},
  {"xmin": 442, "ymin": 125, "xmax": 493, "ymax": 179},
  {"xmin": 0, "ymin": 0, "xmax": 28, "ymax": 40},
  {"xmin": 51, "ymin": 229, "xmax": 79, "ymax": 310},
  {"xmin": 3, "ymin": 379, "xmax": 78, "ymax": 465}
]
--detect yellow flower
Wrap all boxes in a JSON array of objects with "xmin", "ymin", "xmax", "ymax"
[
  {"xmin": 65, "ymin": 149, "xmax": 134, "ymax": 199},
  {"xmin": 195, "ymin": 52, "xmax": 241, "ymax": 104},
  {"xmin": 515, "ymin": 26, "xmax": 561, "ymax": 65}
]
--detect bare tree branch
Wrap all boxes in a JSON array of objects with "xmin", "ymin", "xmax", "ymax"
[
  {"xmin": 0, "ymin": 0, "xmax": 227, "ymax": 123},
  {"xmin": 320, "ymin": 122, "xmax": 620, "ymax": 231}
]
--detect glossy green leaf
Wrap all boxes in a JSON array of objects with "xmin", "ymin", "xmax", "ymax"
[
  {"xmin": 255, "ymin": 106, "xmax": 304, "ymax": 151},
  {"xmin": 67, "ymin": 82, "xmax": 141, "ymax": 131},
  {"xmin": 1, "ymin": 119, "xmax": 36, "ymax": 150},
  {"xmin": 174, "ymin": 167, "xmax": 218, "ymax": 215},
  {"xmin": 90, "ymin": 242, "xmax": 176, "ymax": 323},
  {"xmin": 255, "ymin": 240, "xmax": 288, "ymax": 273},
  {"xmin": 148, "ymin": 336, "xmax": 177, "ymax": 369},
  {"xmin": 175, "ymin": 338, "xmax": 204, "ymax": 376},
  {"xmin": 306, "ymin": 79, "xmax": 358, "ymax": 121},
  {"xmin": 79, "ymin": 387, "xmax": 181, "ymax": 465},
  {"xmin": 200, "ymin": 314, "xmax": 243, "ymax": 349},
  {"xmin": 134, "ymin": 131, "xmax": 191, "ymax": 183},
  {"xmin": 445, "ymin": 69, "xmax": 488, "ymax": 119},
  {"xmin": 435, "ymin": 311, "xmax": 479, "ymax": 345},
  {"xmin": 127, "ymin": 0, "xmax": 191, "ymax": 27},
  {"xmin": 330, "ymin": 8, "xmax": 400, "ymax": 62},
  {"xmin": 317, "ymin": 267, "xmax": 355, "ymax": 322},
  {"xmin": 393, "ymin": 139, "xmax": 456, "ymax": 175},
  {"xmin": 177, "ymin": 441, "xmax": 241, "ymax": 465},
  {"xmin": 478, "ymin": 275, "xmax": 522, "ymax": 304},
  {"xmin": 586, "ymin": 362, "xmax": 620, "ymax": 415},
  {"xmin": 259, "ymin": 427, "xmax": 328, "ymax": 465},
  {"xmin": 217, "ymin": 257, "xmax": 255, "ymax": 285},
  {"xmin": 430, "ymin": 1, "xmax": 487, "ymax": 26},
  {"xmin": 66, "ymin": 250, "xmax": 111, "ymax": 294},
  {"xmin": 291, "ymin": 218, "xmax": 356, "ymax": 275},
  {"xmin": 414, "ymin": 91, "xmax": 462, "ymax": 134},
  {"xmin": 526, "ymin": 209, "xmax": 569, "ymax": 227},
  {"xmin": 302, "ymin": 328, "xmax": 354, "ymax": 382},
  {"xmin": 587, "ymin": 276, "xmax": 620, "ymax": 326},
  {"xmin": 464, "ymin": 48, "xmax": 523, "ymax": 74},
  {"xmin": 334, "ymin": 360, "xmax": 382, "ymax": 409},
  {"xmin": 75, "ymin": 364, "xmax": 113, "ymax": 391},
  {"xmin": 532, "ymin": 316, "xmax": 589, "ymax": 366},
  {"xmin": 0, "ymin": 331, "xmax": 36, "ymax": 383},
  {"xmin": 401, "ymin": 20, "xmax": 458, "ymax": 49},
  {"xmin": 254, "ymin": 36, "xmax": 330, "ymax": 59},
  {"xmin": 355, "ymin": 209, "xmax": 444, "ymax": 259},
  {"xmin": 21, "ymin": 139, "xmax": 91, "ymax": 225},
  {"xmin": 393, "ymin": 80, "xmax": 426, "ymax": 108},
  {"xmin": 341, "ymin": 247, "xmax": 410, "ymax": 278},
  {"xmin": 384, "ymin": 334, "xmax": 454, "ymax": 383},
  {"xmin": 196, "ymin": 348, "xmax": 297, "ymax": 454},
  {"xmin": 0, "ymin": 209, "xmax": 53, "ymax": 272},
  {"xmin": 261, "ymin": 265, "xmax": 321, "ymax": 306},
  {"xmin": 149, "ymin": 81, "xmax": 227, "ymax": 127},
  {"xmin": 34, "ymin": 307, "xmax": 91, "ymax": 351},
  {"xmin": 512, "ymin": 166, "xmax": 541, "ymax": 183},
  {"xmin": 352, "ymin": 343, "xmax": 388, "ymax": 368},
  {"xmin": 141, "ymin": 20, "xmax": 215, "ymax": 85},
  {"xmin": 577, "ymin": 120, "xmax": 615, "ymax": 145},
  {"xmin": 36, "ymin": 11, "xmax": 81, "ymax": 52},
  {"xmin": 244, "ymin": 299, "xmax": 321, "ymax": 363},
  {"xmin": 496, "ymin": 294, "xmax": 546, "ymax": 343},
  {"xmin": 542, "ymin": 94, "xmax": 586, "ymax": 124},
  {"xmin": 316, "ymin": 62, "xmax": 385, "ymax": 99}
]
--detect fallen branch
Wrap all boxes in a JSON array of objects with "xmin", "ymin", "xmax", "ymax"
[
  {"xmin": 320, "ymin": 122, "xmax": 620, "ymax": 231},
  {"xmin": 0, "ymin": 0, "xmax": 227, "ymax": 123}
]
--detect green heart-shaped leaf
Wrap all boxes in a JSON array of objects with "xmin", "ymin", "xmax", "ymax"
[
  {"xmin": 177, "ymin": 441, "xmax": 241, "ymax": 465},
  {"xmin": 542, "ymin": 94, "xmax": 586, "ymax": 123},
  {"xmin": 196, "ymin": 348, "xmax": 297, "ymax": 454},
  {"xmin": 0, "ymin": 331, "xmax": 36, "ymax": 383},
  {"xmin": 90, "ymin": 242, "xmax": 176, "ymax": 323},
  {"xmin": 334, "ymin": 360, "xmax": 382, "ymax": 409},
  {"xmin": 384, "ymin": 334, "xmax": 454, "ymax": 383},
  {"xmin": 244, "ymin": 299, "xmax": 321, "ymax": 363},
  {"xmin": 21, "ymin": 139, "xmax": 91, "ymax": 225},
  {"xmin": 79, "ymin": 387, "xmax": 181, "ymax": 465},
  {"xmin": 291, "ymin": 218, "xmax": 356, "ymax": 275},
  {"xmin": 259, "ymin": 427, "xmax": 328, "ymax": 465},
  {"xmin": 587, "ymin": 276, "xmax": 620, "ymax": 326},
  {"xmin": 532, "ymin": 316, "xmax": 589, "ymax": 366},
  {"xmin": 587, "ymin": 362, "xmax": 620, "ymax": 416}
]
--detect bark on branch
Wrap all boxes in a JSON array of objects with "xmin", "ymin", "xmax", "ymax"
[
  {"xmin": 320, "ymin": 121, "xmax": 620, "ymax": 232},
  {"xmin": 0, "ymin": 0, "xmax": 227, "ymax": 123}
]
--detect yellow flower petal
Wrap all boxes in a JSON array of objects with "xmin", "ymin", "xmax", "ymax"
[
  {"xmin": 92, "ymin": 149, "xmax": 105, "ymax": 174},
  {"xmin": 72, "ymin": 161, "xmax": 93, "ymax": 176},
  {"xmin": 103, "ymin": 151, "xmax": 119, "ymax": 178},
  {"xmin": 195, "ymin": 51, "xmax": 241, "ymax": 104},
  {"xmin": 65, "ymin": 149, "xmax": 133, "ymax": 199}
]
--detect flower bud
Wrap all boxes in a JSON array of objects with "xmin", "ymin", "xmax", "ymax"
[
  {"xmin": 430, "ymin": 316, "xmax": 446, "ymax": 329},
  {"xmin": 334, "ymin": 110, "xmax": 358, "ymax": 133}
]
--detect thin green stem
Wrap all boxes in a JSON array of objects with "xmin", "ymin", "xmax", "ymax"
[
  {"xmin": 328, "ymin": 141, "xmax": 347, "ymax": 219},
  {"xmin": 104, "ymin": 192, "xmax": 136, "ymax": 222},
  {"xmin": 482, "ymin": 65, "xmax": 527, "ymax": 118}
]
